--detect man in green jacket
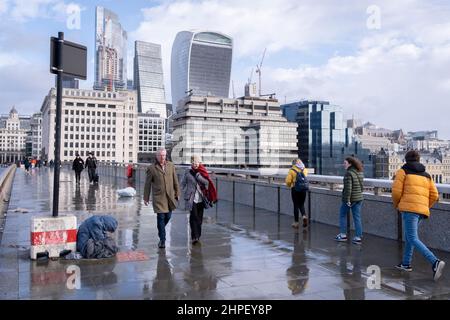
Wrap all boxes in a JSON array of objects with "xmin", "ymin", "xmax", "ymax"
[
  {"xmin": 144, "ymin": 148, "xmax": 180, "ymax": 249},
  {"xmin": 335, "ymin": 156, "xmax": 364, "ymax": 244}
]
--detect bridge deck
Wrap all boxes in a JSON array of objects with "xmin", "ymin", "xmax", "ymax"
[{"xmin": 0, "ymin": 167, "xmax": 449, "ymax": 300}]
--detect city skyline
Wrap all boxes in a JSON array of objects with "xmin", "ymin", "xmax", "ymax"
[{"xmin": 0, "ymin": 0, "xmax": 449, "ymax": 138}]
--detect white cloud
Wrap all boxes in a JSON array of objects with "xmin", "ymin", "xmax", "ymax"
[
  {"xmin": 131, "ymin": 0, "xmax": 365, "ymax": 105},
  {"xmin": 10, "ymin": 0, "xmax": 56, "ymax": 21},
  {"xmin": 4, "ymin": 0, "xmax": 83, "ymax": 22},
  {"xmin": 130, "ymin": 0, "xmax": 450, "ymax": 138},
  {"xmin": 0, "ymin": 52, "xmax": 24, "ymax": 67},
  {"xmin": 264, "ymin": 31, "xmax": 450, "ymax": 136},
  {"xmin": 0, "ymin": 0, "xmax": 8, "ymax": 14}
]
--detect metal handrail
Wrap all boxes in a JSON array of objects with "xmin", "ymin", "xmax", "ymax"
[{"xmin": 93, "ymin": 162, "xmax": 450, "ymax": 195}]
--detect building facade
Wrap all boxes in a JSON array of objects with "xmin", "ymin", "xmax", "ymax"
[
  {"xmin": 41, "ymin": 88, "xmax": 137, "ymax": 163},
  {"xmin": 171, "ymin": 31, "xmax": 233, "ymax": 113},
  {"xmin": 375, "ymin": 149, "xmax": 450, "ymax": 183},
  {"xmin": 134, "ymin": 41, "xmax": 167, "ymax": 117},
  {"xmin": 407, "ymin": 138, "xmax": 449, "ymax": 152},
  {"xmin": 172, "ymin": 96, "xmax": 298, "ymax": 168},
  {"xmin": 94, "ymin": 6, "xmax": 127, "ymax": 91},
  {"xmin": 138, "ymin": 112, "xmax": 165, "ymax": 162},
  {"xmin": 282, "ymin": 101, "xmax": 376, "ymax": 177},
  {"xmin": 57, "ymin": 75, "xmax": 79, "ymax": 89},
  {"xmin": 30, "ymin": 112, "xmax": 42, "ymax": 159},
  {"xmin": 0, "ymin": 107, "xmax": 30, "ymax": 163}
]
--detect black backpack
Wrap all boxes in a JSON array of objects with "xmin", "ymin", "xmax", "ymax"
[{"xmin": 292, "ymin": 168, "xmax": 309, "ymax": 192}]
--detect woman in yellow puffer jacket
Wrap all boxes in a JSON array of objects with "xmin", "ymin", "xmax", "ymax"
[
  {"xmin": 285, "ymin": 159, "xmax": 309, "ymax": 228},
  {"xmin": 392, "ymin": 150, "xmax": 445, "ymax": 280}
]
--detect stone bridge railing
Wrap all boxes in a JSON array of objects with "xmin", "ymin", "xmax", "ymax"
[{"xmin": 86, "ymin": 162, "xmax": 450, "ymax": 252}]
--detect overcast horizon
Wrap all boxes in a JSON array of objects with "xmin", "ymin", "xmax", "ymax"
[{"xmin": 0, "ymin": 0, "xmax": 449, "ymax": 139}]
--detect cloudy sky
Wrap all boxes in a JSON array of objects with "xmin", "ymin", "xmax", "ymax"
[{"xmin": 0, "ymin": 0, "xmax": 449, "ymax": 138}]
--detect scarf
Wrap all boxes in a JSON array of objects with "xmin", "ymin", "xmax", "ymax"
[{"xmin": 194, "ymin": 164, "xmax": 218, "ymax": 203}]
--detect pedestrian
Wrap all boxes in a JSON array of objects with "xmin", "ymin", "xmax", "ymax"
[
  {"xmin": 181, "ymin": 155, "xmax": 213, "ymax": 245},
  {"xmin": 85, "ymin": 152, "xmax": 98, "ymax": 184},
  {"xmin": 335, "ymin": 156, "xmax": 364, "ymax": 244},
  {"xmin": 143, "ymin": 148, "xmax": 180, "ymax": 249},
  {"xmin": 392, "ymin": 150, "xmax": 445, "ymax": 280},
  {"xmin": 24, "ymin": 158, "xmax": 30, "ymax": 173},
  {"xmin": 72, "ymin": 153, "xmax": 84, "ymax": 184},
  {"xmin": 285, "ymin": 158, "xmax": 309, "ymax": 228}
]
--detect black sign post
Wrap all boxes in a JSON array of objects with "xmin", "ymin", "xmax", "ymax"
[{"xmin": 50, "ymin": 32, "xmax": 87, "ymax": 217}]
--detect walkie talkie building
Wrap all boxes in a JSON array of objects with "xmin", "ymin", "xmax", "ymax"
[{"xmin": 171, "ymin": 31, "xmax": 233, "ymax": 113}]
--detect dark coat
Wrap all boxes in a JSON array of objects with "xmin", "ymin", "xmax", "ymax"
[
  {"xmin": 85, "ymin": 156, "xmax": 97, "ymax": 169},
  {"xmin": 72, "ymin": 157, "xmax": 84, "ymax": 172},
  {"xmin": 181, "ymin": 168, "xmax": 209, "ymax": 211},
  {"xmin": 77, "ymin": 215, "xmax": 118, "ymax": 258},
  {"xmin": 143, "ymin": 161, "xmax": 180, "ymax": 213},
  {"xmin": 342, "ymin": 167, "xmax": 364, "ymax": 203}
]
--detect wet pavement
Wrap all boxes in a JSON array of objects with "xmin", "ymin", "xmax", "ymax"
[{"xmin": 1, "ymin": 167, "xmax": 449, "ymax": 300}]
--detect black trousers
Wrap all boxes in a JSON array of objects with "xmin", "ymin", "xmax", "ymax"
[
  {"xmin": 75, "ymin": 170, "xmax": 81, "ymax": 183},
  {"xmin": 88, "ymin": 168, "xmax": 96, "ymax": 182},
  {"xmin": 190, "ymin": 202, "xmax": 204, "ymax": 240},
  {"xmin": 291, "ymin": 189, "xmax": 307, "ymax": 222}
]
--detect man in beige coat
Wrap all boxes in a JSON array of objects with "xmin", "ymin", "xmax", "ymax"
[{"xmin": 144, "ymin": 148, "xmax": 180, "ymax": 248}]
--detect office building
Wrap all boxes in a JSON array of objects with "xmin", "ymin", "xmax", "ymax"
[
  {"xmin": 282, "ymin": 101, "xmax": 376, "ymax": 176},
  {"xmin": 94, "ymin": 6, "xmax": 127, "ymax": 91},
  {"xmin": 41, "ymin": 88, "xmax": 137, "ymax": 163},
  {"xmin": 138, "ymin": 112, "xmax": 165, "ymax": 162},
  {"xmin": 171, "ymin": 31, "xmax": 233, "ymax": 112},
  {"xmin": 0, "ymin": 107, "xmax": 30, "ymax": 163},
  {"xmin": 134, "ymin": 41, "xmax": 167, "ymax": 116},
  {"xmin": 30, "ymin": 112, "xmax": 42, "ymax": 159},
  {"xmin": 172, "ymin": 96, "xmax": 297, "ymax": 168}
]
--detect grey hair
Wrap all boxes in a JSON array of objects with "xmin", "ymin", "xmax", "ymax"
[
  {"xmin": 191, "ymin": 155, "xmax": 202, "ymax": 163},
  {"xmin": 157, "ymin": 148, "xmax": 167, "ymax": 155}
]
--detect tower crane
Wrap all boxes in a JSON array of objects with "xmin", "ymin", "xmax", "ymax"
[{"xmin": 255, "ymin": 48, "xmax": 266, "ymax": 97}]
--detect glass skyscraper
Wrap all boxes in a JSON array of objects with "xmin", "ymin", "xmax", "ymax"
[
  {"xmin": 94, "ymin": 6, "xmax": 127, "ymax": 91},
  {"xmin": 134, "ymin": 41, "xmax": 167, "ymax": 117},
  {"xmin": 171, "ymin": 31, "xmax": 233, "ymax": 113},
  {"xmin": 282, "ymin": 101, "xmax": 375, "ymax": 177}
]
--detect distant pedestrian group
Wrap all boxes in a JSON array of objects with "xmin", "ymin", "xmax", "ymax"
[{"xmin": 71, "ymin": 152, "xmax": 98, "ymax": 184}]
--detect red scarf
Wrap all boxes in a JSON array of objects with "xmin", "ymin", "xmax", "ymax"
[{"xmin": 194, "ymin": 164, "xmax": 218, "ymax": 203}]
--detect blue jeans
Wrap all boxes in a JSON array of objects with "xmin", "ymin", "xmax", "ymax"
[
  {"xmin": 402, "ymin": 212, "xmax": 438, "ymax": 266},
  {"xmin": 157, "ymin": 212, "xmax": 172, "ymax": 242},
  {"xmin": 339, "ymin": 201, "xmax": 363, "ymax": 238}
]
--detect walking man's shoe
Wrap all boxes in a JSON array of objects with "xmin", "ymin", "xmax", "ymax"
[
  {"xmin": 158, "ymin": 240, "xmax": 165, "ymax": 249},
  {"xmin": 291, "ymin": 222, "xmax": 299, "ymax": 228},
  {"xmin": 433, "ymin": 260, "xmax": 445, "ymax": 281},
  {"xmin": 352, "ymin": 237, "xmax": 362, "ymax": 245},
  {"xmin": 302, "ymin": 216, "xmax": 308, "ymax": 227},
  {"xmin": 335, "ymin": 234, "xmax": 348, "ymax": 242},
  {"xmin": 395, "ymin": 263, "xmax": 413, "ymax": 272}
]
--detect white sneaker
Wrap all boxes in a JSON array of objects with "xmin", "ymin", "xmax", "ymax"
[
  {"xmin": 291, "ymin": 222, "xmax": 299, "ymax": 228},
  {"xmin": 433, "ymin": 260, "xmax": 445, "ymax": 281}
]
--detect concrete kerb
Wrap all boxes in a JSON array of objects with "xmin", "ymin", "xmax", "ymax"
[{"xmin": 0, "ymin": 165, "xmax": 17, "ymax": 244}]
